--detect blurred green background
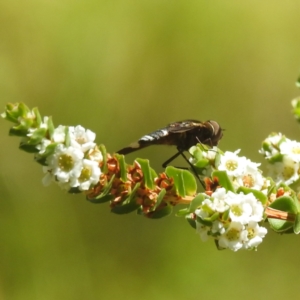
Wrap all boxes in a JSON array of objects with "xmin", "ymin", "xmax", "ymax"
[{"xmin": 1, "ymin": 1, "xmax": 300, "ymax": 299}]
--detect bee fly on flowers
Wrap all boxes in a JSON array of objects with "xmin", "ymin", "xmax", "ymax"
[{"xmin": 116, "ymin": 120, "xmax": 223, "ymax": 184}]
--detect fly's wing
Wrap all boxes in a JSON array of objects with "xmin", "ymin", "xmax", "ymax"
[
  {"xmin": 166, "ymin": 120, "xmax": 204, "ymax": 133},
  {"xmin": 116, "ymin": 120, "xmax": 207, "ymax": 155},
  {"xmin": 116, "ymin": 126, "xmax": 170, "ymax": 155}
]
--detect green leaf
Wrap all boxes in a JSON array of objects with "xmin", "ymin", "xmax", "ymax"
[
  {"xmin": 146, "ymin": 204, "xmax": 173, "ymax": 219},
  {"xmin": 42, "ymin": 143, "xmax": 58, "ymax": 157},
  {"xmin": 32, "ymin": 107, "xmax": 42, "ymax": 126},
  {"xmin": 165, "ymin": 166, "xmax": 197, "ymax": 197},
  {"xmin": 176, "ymin": 193, "xmax": 206, "ymax": 216},
  {"xmin": 211, "ymin": 170, "xmax": 235, "ymax": 192},
  {"xmin": 292, "ymin": 98, "xmax": 300, "ymax": 122},
  {"xmin": 266, "ymin": 177, "xmax": 277, "ymax": 199},
  {"xmin": 196, "ymin": 215, "xmax": 213, "ymax": 227},
  {"xmin": 221, "ymin": 208, "xmax": 230, "ymax": 221},
  {"xmin": 268, "ymin": 196, "xmax": 297, "ymax": 233},
  {"xmin": 28, "ymin": 128, "xmax": 47, "ymax": 145},
  {"xmin": 86, "ymin": 174, "xmax": 116, "ymax": 203},
  {"xmin": 136, "ymin": 158, "xmax": 157, "ymax": 189},
  {"xmin": 293, "ymin": 213, "xmax": 300, "ymax": 234},
  {"xmin": 9, "ymin": 126, "xmax": 29, "ymax": 137},
  {"xmin": 236, "ymin": 187, "xmax": 267, "ymax": 205},
  {"xmin": 269, "ymin": 153, "xmax": 284, "ymax": 164},
  {"xmin": 194, "ymin": 158, "xmax": 209, "ymax": 169},
  {"xmin": 47, "ymin": 116, "xmax": 55, "ymax": 139},
  {"xmin": 88, "ymin": 194, "xmax": 114, "ymax": 204},
  {"xmin": 65, "ymin": 126, "xmax": 71, "ymax": 147},
  {"xmin": 189, "ymin": 145, "xmax": 202, "ymax": 160},
  {"xmin": 35, "ymin": 143, "xmax": 59, "ymax": 165},
  {"xmin": 152, "ymin": 188, "xmax": 166, "ymax": 211},
  {"xmin": 269, "ymin": 196, "xmax": 298, "ymax": 214},
  {"xmin": 2, "ymin": 103, "xmax": 30, "ymax": 123},
  {"xmin": 214, "ymin": 150, "xmax": 222, "ymax": 166},
  {"xmin": 202, "ymin": 212, "xmax": 219, "ymax": 224},
  {"xmin": 19, "ymin": 139, "xmax": 39, "ymax": 153},
  {"xmin": 111, "ymin": 183, "xmax": 141, "ymax": 214},
  {"xmin": 115, "ymin": 154, "xmax": 127, "ymax": 182},
  {"xmin": 111, "ymin": 199, "xmax": 141, "ymax": 214},
  {"xmin": 268, "ymin": 218, "xmax": 293, "ymax": 233},
  {"xmin": 296, "ymin": 76, "xmax": 300, "ymax": 89},
  {"xmin": 186, "ymin": 214, "xmax": 197, "ymax": 229}
]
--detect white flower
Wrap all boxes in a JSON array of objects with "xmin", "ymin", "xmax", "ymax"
[
  {"xmin": 37, "ymin": 138, "xmax": 51, "ymax": 154},
  {"xmin": 43, "ymin": 144, "xmax": 84, "ymax": 188},
  {"xmin": 268, "ymin": 156, "xmax": 299, "ymax": 185},
  {"xmin": 280, "ymin": 140, "xmax": 300, "ymax": 163},
  {"xmin": 196, "ymin": 222, "xmax": 210, "ymax": 242},
  {"xmin": 195, "ymin": 205, "xmax": 210, "ymax": 219},
  {"xmin": 225, "ymin": 192, "xmax": 264, "ymax": 225},
  {"xmin": 259, "ymin": 133, "xmax": 284, "ymax": 158},
  {"xmin": 194, "ymin": 188, "xmax": 266, "ymax": 251},
  {"xmin": 52, "ymin": 125, "xmax": 67, "ymax": 143},
  {"xmin": 70, "ymin": 125, "xmax": 96, "ymax": 152},
  {"xmin": 87, "ymin": 146, "xmax": 103, "ymax": 163},
  {"xmin": 210, "ymin": 188, "xmax": 229, "ymax": 213},
  {"xmin": 235, "ymin": 161, "xmax": 265, "ymax": 190},
  {"xmin": 218, "ymin": 150, "xmax": 247, "ymax": 177},
  {"xmin": 196, "ymin": 218, "xmax": 224, "ymax": 242},
  {"xmin": 243, "ymin": 221, "xmax": 268, "ymax": 249},
  {"xmin": 218, "ymin": 222, "xmax": 246, "ymax": 251},
  {"xmin": 211, "ymin": 220, "xmax": 225, "ymax": 235},
  {"xmin": 76, "ymin": 159, "xmax": 101, "ymax": 191},
  {"xmin": 40, "ymin": 116, "xmax": 49, "ymax": 129}
]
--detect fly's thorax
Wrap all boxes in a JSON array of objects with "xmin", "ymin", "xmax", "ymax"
[{"xmin": 202, "ymin": 120, "xmax": 223, "ymax": 146}]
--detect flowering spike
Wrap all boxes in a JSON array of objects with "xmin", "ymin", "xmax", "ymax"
[{"xmin": 4, "ymin": 99, "xmax": 300, "ymax": 251}]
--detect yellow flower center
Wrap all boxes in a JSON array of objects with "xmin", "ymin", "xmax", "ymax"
[
  {"xmin": 292, "ymin": 147, "xmax": 300, "ymax": 155},
  {"xmin": 231, "ymin": 205, "xmax": 243, "ymax": 216},
  {"xmin": 226, "ymin": 227, "xmax": 240, "ymax": 241},
  {"xmin": 58, "ymin": 154, "xmax": 74, "ymax": 171},
  {"xmin": 247, "ymin": 228, "xmax": 255, "ymax": 239},
  {"xmin": 79, "ymin": 167, "xmax": 92, "ymax": 182},
  {"xmin": 283, "ymin": 165, "xmax": 295, "ymax": 180},
  {"xmin": 225, "ymin": 160, "xmax": 238, "ymax": 171}
]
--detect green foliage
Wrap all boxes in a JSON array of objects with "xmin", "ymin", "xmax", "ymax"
[
  {"xmin": 176, "ymin": 194, "xmax": 206, "ymax": 216},
  {"xmin": 211, "ymin": 170, "xmax": 235, "ymax": 192},
  {"xmin": 236, "ymin": 187, "xmax": 267, "ymax": 205},
  {"xmin": 87, "ymin": 175, "xmax": 116, "ymax": 204},
  {"xmin": 136, "ymin": 158, "xmax": 157, "ymax": 189},
  {"xmin": 115, "ymin": 154, "xmax": 127, "ymax": 182},
  {"xmin": 152, "ymin": 188, "xmax": 167, "ymax": 211},
  {"xmin": 142, "ymin": 203, "xmax": 173, "ymax": 219},
  {"xmin": 111, "ymin": 183, "xmax": 141, "ymax": 214},
  {"xmin": 292, "ymin": 98, "xmax": 300, "ymax": 123},
  {"xmin": 165, "ymin": 166, "xmax": 197, "ymax": 197},
  {"xmin": 268, "ymin": 196, "xmax": 298, "ymax": 233}
]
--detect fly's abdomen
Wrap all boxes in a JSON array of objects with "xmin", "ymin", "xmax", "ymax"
[{"xmin": 117, "ymin": 128, "xmax": 170, "ymax": 155}]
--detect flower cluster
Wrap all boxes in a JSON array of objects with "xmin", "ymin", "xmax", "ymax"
[
  {"xmin": 1, "ymin": 103, "xmax": 103, "ymax": 191},
  {"xmin": 40, "ymin": 124, "xmax": 102, "ymax": 191},
  {"xmin": 187, "ymin": 147, "xmax": 270, "ymax": 250},
  {"xmin": 195, "ymin": 188, "xmax": 267, "ymax": 251},
  {"xmin": 218, "ymin": 149, "xmax": 269, "ymax": 191},
  {"xmin": 190, "ymin": 146, "xmax": 269, "ymax": 193},
  {"xmin": 260, "ymin": 133, "xmax": 300, "ymax": 185}
]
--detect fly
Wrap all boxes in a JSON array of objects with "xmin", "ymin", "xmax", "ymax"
[{"xmin": 116, "ymin": 120, "xmax": 223, "ymax": 184}]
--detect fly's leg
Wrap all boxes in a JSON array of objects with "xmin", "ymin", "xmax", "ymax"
[{"xmin": 162, "ymin": 148, "xmax": 205, "ymax": 189}]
